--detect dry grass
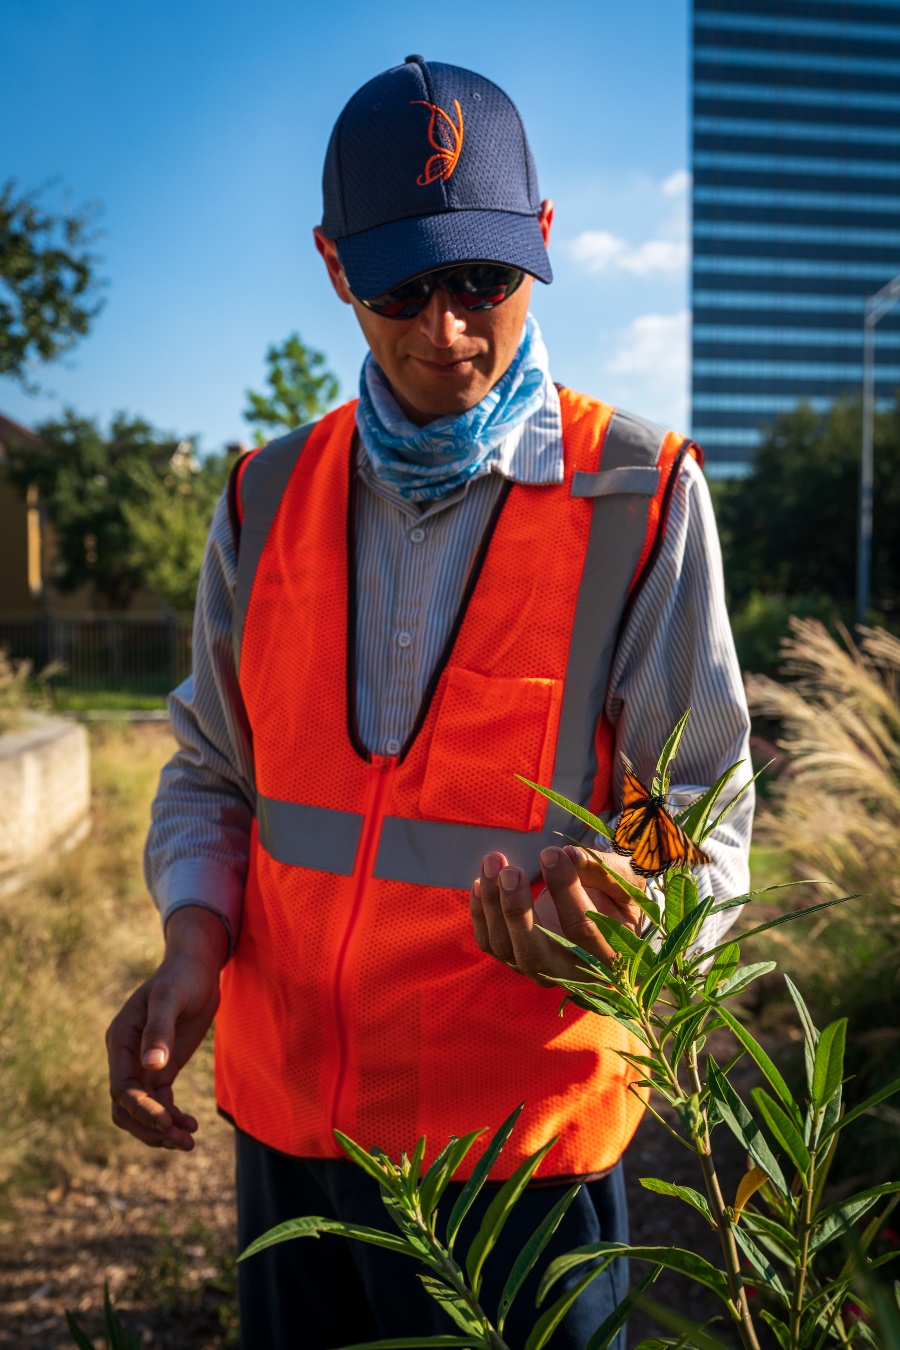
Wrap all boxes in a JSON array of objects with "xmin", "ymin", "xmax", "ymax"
[
  {"xmin": 745, "ymin": 619, "xmax": 900, "ymax": 1178},
  {"xmin": 0, "ymin": 722, "xmax": 183, "ymax": 1189}
]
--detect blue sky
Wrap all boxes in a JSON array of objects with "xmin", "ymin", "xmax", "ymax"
[{"xmin": 1, "ymin": 0, "xmax": 691, "ymax": 453}]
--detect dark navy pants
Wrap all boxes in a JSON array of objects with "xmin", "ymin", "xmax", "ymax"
[{"xmin": 235, "ymin": 1129, "xmax": 629, "ymax": 1350}]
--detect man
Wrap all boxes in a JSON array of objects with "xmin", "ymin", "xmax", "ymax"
[{"xmin": 107, "ymin": 57, "xmax": 752, "ymax": 1348}]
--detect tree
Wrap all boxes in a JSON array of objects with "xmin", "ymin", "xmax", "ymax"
[
  {"xmin": 124, "ymin": 446, "xmax": 229, "ymax": 612},
  {"xmin": 3, "ymin": 410, "xmax": 183, "ymax": 609},
  {"xmin": 243, "ymin": 333, "xmax": 339, "ymax": 444},
  {"xmin": 716, "ymin": 394, "xmax": 900, "ymax": 615},
  {"xmin": 0, "ymin": 180, "xmax": 104, "ymax": 388}
]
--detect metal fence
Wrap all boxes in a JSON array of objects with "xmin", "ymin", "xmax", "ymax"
[{"xmin": 0, "ymin": 611, "xmax": 192, "ymax": 696}]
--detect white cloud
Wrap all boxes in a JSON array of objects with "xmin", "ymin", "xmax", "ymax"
[
  {"xmin": 616, "ymin": 239, "xmax": 689, "ymax": 277},
  {"xmin": 567, "ymin": 230, "xmax": 627, "ymax": 272},
  {"xmin": 606, "ymin": 310, "xmax": 690, "ymax": 428},
  {"xmin": 567, "ymin": 231, "xmax": 688, "ymax": 278},
  {"xmin": 661, "ymin": 169, "xmax": 691, "ymax": 197}
]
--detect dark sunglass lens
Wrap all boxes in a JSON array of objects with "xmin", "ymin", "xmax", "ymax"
[
  {"xmin": 363, "ymin": 274, "xmax": 433, "ymax": 317},
  {"xmin": 448, "ymin": 265, "xmax": 525, "ymax": 310}
]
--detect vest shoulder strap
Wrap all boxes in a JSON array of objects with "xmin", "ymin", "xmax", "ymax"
[{"xmin": 227, "ymin": 419, "xmax": 320, "ymax": 557}]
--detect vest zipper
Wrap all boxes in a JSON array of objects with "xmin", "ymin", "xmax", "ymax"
[{"xmin": 329, "ymin": 753, "xmax": 397, "ymax": 1141}]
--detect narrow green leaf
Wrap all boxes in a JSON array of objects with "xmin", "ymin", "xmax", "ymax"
[
  {"xmin": 741, "ymin": 1212, "xmax": 801, "ymax": 1264},
  {"xmin": 419, "ymin": 1130, "xmax": 484, "ymax": 1220},
  {"xmin": 536, "ymin": 925, "xmax": 608, "ymax": 974},
  {"xmin": 238, "ymin": 1215, "xmax": 413, "ymax": 1262},
  {"xmin": 784, "ymin": 974, "xmax": 819, "ymax": 1102},
  {"xmin": 653, "ymin": 709, "xmax": 693, "ymax": 796},
  {"xmin": 445, "ymin": 1103, "xmax": 522, "ymax": 1250},
  {"xmin": 665, "ymin": 869, "xmax": 699, "ymax": 933},
  {"xmin": 516, "ymin": 775, "xmax": 614, "ymax": 840},
  {"xmin": 707, "ymin": 880, "xmax": 823, "ymax": 919},
  {"xmin": 585, "ymin": 1265, "xmax": 662, "ymax": 1350},
  {"xmin": 671, "ymin": 1007, "xmax": 710, "ymax": 1067},
  {"xmin": 731, "ymin": 1223, "xmax": 789, "ymax": 1301},
  {"xmin": 639, "ymin": 1177, "xmax": 713, "ymax": 1224},
  {"xmin": 632, "ymin": 1299, "xmax": 733, "ymax": 1350},
  {"xmin": 715, "ymin": 961, "xmax": 777, "ymax": 1001},
  {"xmin": 640, "ymin": 962, "xmax": 672, "ymax": 1011},
  {"xmin": 338, "ymin": 1339, "xmax": 483, "ymax": 1349},
  {"xmin": 465, "ymin": 1136, "xmax": 559, "ymax": 1295},
  {"xmin": 588, "ymin": 856, "xmax": 661, "ymax": 924},
  {"xmin": 526, "ymin": 1267, "xmax": 613, "ymax": 1350},
  {"xmin": 811, "ymin": 1018, "xmax": 847, "ymax": 1112},
  {"xmin": 538, "ymin": 1242, "xmax": 732, "ymax": 1308},
  {"xmin": 715, "ymin": 1006, "xmax": 804, "ymax": 1128},
  {"xmin": 703, "ymin": 942, "xmax": 740, "ymax": 997},
  {"xmin": 418, "ymin": 1276, "xmax": 483, "ymax": 1334},
  {"xmin": 701, "ymin": 759, "xmax": 771, "ymax": 844},
  {"xmin": 705, "ymin": 1056, "xmax": 788, "ymax": 1195},
  {"xmin": 676, "ymin": 760, "xmax": 742, "ymax": 842},
  {"xmin": 334, "ymin": 1130, "xmax": 401, "ymax": 1192},
  {"xmin": 810, "ymin": 1184, "xmax": 900, "ymax": 1255},
  {"xmin": 658, "ymin": 897, "xmax": 716, "ymax": 965},
  {"xmin": 496, "ymin": 1184, "xmax": 581, "ymax": 1331},
  {"xmin": 760, "ymin": 1310, "xmax": 792, "ymax": 1350},
  {"xmin": 408, "ymin": 1134, "xmax": 427, "ymax": 1194},
  {"xmin": 64, "ymin": 1313, "xmax": 97, "ymax": 1350},
  {"xmin": 700, "ymin": 894, "xmax": 859, "ymax": 963},
  {"xmin": 583, "ymin": 909, "xmax": 645, "ymax": 960},
  {"xmin": 818, "ymin": 1075, "xmax": 900, "ymax": 1143},
  {"xmin": 752, "ymin": 1088, "xmax": 811, "ymax": 1180}
]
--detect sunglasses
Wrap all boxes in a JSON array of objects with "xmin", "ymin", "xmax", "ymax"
[{"xmin": 356, "ymin": 262, "xmax": 526, "ymax": 319}]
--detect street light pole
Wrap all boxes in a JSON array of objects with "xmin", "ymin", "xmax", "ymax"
[{"xmin": 858, "ymin": 270, "xmax": 900, "ymax": 627}]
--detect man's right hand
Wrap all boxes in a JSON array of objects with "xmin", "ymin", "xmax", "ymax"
[{"xmin": 106, "ymin": 905, "xmax": 229, "ymax": 1151}]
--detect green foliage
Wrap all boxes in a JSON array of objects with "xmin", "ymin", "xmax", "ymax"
[
  {"xmin": 123, "ymin": 443, "xmax": 229, "ymax": 612},
  {"xmin": 240, "ymin": 714, "xmax": 899, "ymax": 1350},
  {"xmin": 2, "ymin": 409, "xmax": 217, "ymax": 610},
  {"xmin": 243, "ymin": 332, "xmax": 339, "ymax": 444},
  {"xmin": 0, "ymin": 179, "xmax": 104, "ymax": 388},
  {"xmin": 716, "ymin": 395, "xmax": 900, "ymax": 617},
  {"xmin": 66, "ymin": 1285, "xmax": 139, "ymax": 1350}
]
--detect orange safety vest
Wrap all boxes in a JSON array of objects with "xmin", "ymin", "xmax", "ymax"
[{"xmin": 215, "ymin": 387, "xmax": 701, "ymax": 1180}]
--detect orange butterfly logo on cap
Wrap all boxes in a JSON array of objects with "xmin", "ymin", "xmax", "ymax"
[{"xmin": 410, "ymin": 98, "xmax": 464, "ymax": 186}]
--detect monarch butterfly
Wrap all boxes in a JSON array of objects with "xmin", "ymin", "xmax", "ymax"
[{"xmin": 612, "ymin": 761, "xmax": 711, "ymax": 878}]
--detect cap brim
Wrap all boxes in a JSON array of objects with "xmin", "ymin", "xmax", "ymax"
[{"xmin": 335, "ymin": 209, "xmax": 552, "ymax": 300}]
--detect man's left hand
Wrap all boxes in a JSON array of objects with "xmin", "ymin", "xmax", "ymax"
[{"xmin": 470, "ymin": 845, "xmax": 646, "ymax": 986}]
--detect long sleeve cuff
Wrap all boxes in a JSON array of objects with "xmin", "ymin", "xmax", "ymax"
[{"xmin": 154, "ymin": 857, "xmax": 245, "ymax": 957}]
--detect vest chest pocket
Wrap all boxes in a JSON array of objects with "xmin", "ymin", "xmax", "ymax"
[{"xmin": 419, "ymin": 667, "xmax": 564, "ymax": 832}]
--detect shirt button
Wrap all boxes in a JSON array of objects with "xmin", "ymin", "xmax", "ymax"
[
  {"xmin": 409, "ymin": 527, "xmax": 426, "ymax": 544},
  {"xmin": 386, "ymin": 738, "xmax": 401, "ymax": 756},
  {"xmin": 397, "ymin": 631, "xmax": 412, "ymax": 648}
]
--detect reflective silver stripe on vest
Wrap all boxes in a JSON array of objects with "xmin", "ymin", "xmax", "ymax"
[
  {"xmin": 233, "ymin": 423, "xmax": 315, "ymax": 673},
  {"xmin": 545, "ymin": 407, "xmax": 669, "ymax": 830},
  {"xmin": 257, "ymin": 797, "xmax": 363, "ymax": 876},
  {"xmin": 240, "ymin": 402, "xmax": 676, "ymax": 887},
  {"xmin": 571, "ymin": 465, "xmax": 660, "ymax": 498},
  {"xmin": 374, "ymin": 815, "xmax": 559, "ymax": 889}
]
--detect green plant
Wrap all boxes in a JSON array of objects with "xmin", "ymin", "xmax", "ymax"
[
  {"xmin": 0, "ymin": 645, "xmax": 62, "ymax": 733},
  {"xmin": 239, "ymin": 712, "xmax": 900, "ymax": 1349},
  {"xmin": 66, "ymin": 1284, "xmax": 139, "ymax": 1350}
]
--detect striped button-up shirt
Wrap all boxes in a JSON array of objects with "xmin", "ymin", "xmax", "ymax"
[{"xmin": 145, "ymin": 383, "xmax": 753, "ymax": 953}]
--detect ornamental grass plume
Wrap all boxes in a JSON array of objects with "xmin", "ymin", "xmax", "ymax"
[{"xmin": 744, "ymin": 618, "xmax": 900, "ymax": 949}]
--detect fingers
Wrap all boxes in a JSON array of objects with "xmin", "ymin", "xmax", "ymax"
[
  {"xmin": 475, "ymin": 853, "xmax": 519, "ymax": 967},
  {"xmin": 139, "ymin": 977, "xmax": 183, "ymax": 1071},
  {"xmin": 555, "ymin": 848, "xmax": 646, "ymax": 935},
  {"xmin": 537, "ymin": 846, "xmax": 613, "ymax": 949},
  {"xmin": 106, "ymin": 975, "xmax": 198, "ymax": 1149}
]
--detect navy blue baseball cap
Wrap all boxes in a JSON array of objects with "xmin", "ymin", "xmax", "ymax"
[{"xmin": 321, "ymin": 56, "xmax": 552, "ymax": 300}]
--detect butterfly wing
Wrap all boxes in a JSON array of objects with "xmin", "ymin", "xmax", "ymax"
[{"xmin": 614, "ymin": 768, "xmax": 711, "ymax": 877}]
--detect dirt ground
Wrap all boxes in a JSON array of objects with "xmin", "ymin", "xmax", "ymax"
[{"xmin": 0, "ymin": 1024, "xmax": 765, "ymax": 1349}]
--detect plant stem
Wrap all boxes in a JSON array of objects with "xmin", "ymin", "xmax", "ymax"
[
  {"xmin": 789, "ymin": 1160, "xmax": 816, "ymax": 1349},
  {"xmin": 686, "ymin": 1049, "xmax": 762, "ymax": 1350},
  {"xmin": 414, "ymin": 1210, "xmax": 511, "ymax": 1350}
]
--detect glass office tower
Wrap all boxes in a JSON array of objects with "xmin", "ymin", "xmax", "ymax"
[{"xmin": 691, "ymin": 0, "xmax": 900, "ymax": 477}]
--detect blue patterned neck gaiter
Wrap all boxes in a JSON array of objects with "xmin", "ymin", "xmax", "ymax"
[{"xmin": 355, "ymin": 312, "xmax": 550, "ymax": 502}]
